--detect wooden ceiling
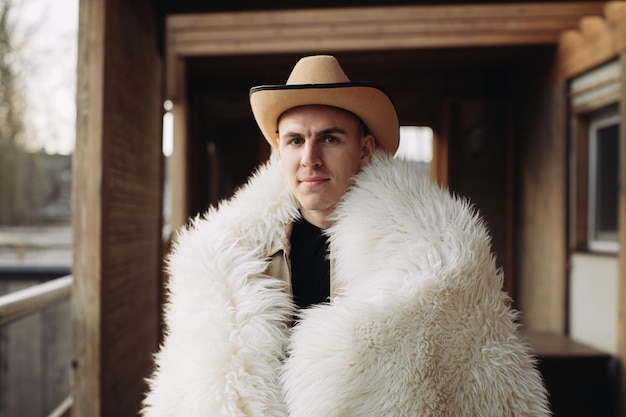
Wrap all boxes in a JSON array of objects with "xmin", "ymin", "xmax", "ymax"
[
  {"xmin": 164, "ymin": 2, "xmax": 606, "ymax": 98},
  {"xmin": 167, "ymin": 3, "xmax": 605, "ymax": 56},
  {"xmin": 159, "ymin": 0, "xmax": 604, "ymax": 15}
]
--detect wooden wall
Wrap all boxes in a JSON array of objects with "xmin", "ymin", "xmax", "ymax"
[
  {"xmin": 514, "ymin": 62, "xmax": 569, "ymax": 333},
  {"xmin": 619, "ymin": 49, "xmax": 626, "ymax": 417},
  {"xmin": 72, "ymin": 0, "xmax": 164, "ymax": 415},
  {"xmin": 515, "ymin": 4, "xmax": 626, "ymax": 414},
  {"xmin": 446, "ymin": 98, "xmax": 515, "ymax": 298}
]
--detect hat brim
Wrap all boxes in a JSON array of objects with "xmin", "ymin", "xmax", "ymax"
[{"xmin": 250, "ymin": 82, "xmax": 399, "ymax": 155}]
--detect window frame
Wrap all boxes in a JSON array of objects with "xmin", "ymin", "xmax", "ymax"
[{"xmin": 587, "ymin": 108, "xmax": 620, "ymax": 253}]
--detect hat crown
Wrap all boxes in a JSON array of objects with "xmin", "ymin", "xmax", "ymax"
[
  {"xmin": 286, "ymin": 55, "xmax": 351, "ymax": 85},
  {"xmin": 250, "ymin": 55, "xmax": 399, "ymax": 154}
]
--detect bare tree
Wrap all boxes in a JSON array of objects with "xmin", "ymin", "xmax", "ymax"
[{"xmin": 0, "ymin": 0, "xmax": 48, "ymax": 225}]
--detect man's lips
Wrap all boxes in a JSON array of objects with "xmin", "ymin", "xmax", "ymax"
[{"xmin": 299, "ymin": 176, "xmax": 329, "ymax": 186}]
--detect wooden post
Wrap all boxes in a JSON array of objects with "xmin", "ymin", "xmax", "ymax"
[
  {"xmin": 617, "ymin": 49, "xmax": 626, "ymax": 417},
  {"xmin": 73, "ymin": 1, "xmax": 105, "ymax": 414},
  {"xmin": 168, "ymin": 58, "xmax": 190, "ymax": 233},
  {"xmin": 72, "ymin": 0, "xmax": 163, "ymax": 415}
]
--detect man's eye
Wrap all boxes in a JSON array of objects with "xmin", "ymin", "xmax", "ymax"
[
  {"xmin": 288, "ymin": 138, "xmax": 304, "ymax": 145},
  {"xmin": 322, "ymin": 136, "xmax": 339, "ymax": 143}
]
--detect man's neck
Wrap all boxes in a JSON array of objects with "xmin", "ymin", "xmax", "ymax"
[{"xmin": 300, "ymin": 208, "xmax": 332, "ymax": 229}]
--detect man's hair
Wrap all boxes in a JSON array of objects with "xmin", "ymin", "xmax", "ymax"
[{"xmin": 344, "ymin": 108, "xmax": 370, "ymax": 138}]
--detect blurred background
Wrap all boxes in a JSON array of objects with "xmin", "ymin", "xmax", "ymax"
[{"xmin": 0, "ymin": 0, "xmax": 77, "ymax": 415}]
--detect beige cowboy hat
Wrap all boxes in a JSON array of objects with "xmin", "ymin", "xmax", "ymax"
[{"xmin": 250, "ymin": 55, "xmax": 399, "ymax": 154}]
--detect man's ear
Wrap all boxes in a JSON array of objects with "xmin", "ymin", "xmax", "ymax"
[{"xmin": 360, "ymin": 134, "xmax": 376, "ymax": 166}]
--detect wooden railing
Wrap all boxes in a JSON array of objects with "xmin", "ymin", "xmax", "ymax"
[
  {"xmin": 0, "ymin": 275, "xmax": 73, "ymax": 416},
  {"xmin": 0, "ymin": 274, "xmax": 72, "ymax": 325},
  {"xmin": 48, "ymin": 396, "xmax": 72, "ymax": 417}
]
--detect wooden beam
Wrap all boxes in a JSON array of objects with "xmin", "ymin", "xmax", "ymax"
[
  {"xmin": 556, "ymin": 1, "xmax": 626, "ymax": 79},
  {"xmin": 169, "ymin": 90, "xmax": 190, "ymax": 232},
  {"xmin": 516, "ymin": 76, "xmax": 569, "ymax": 334},
  {"xmin": 73, "ymin": 0, "xmax": 106, "ymax": 415},
  {"xmin": 608, "ymin": 2, "xmax": 626, "ymax": 61},
  {"xmin": 606, "ymin": 0, "xmax": 626, "ymax": 24},
  {"xmin": 617, "ymin": 47, "xmax": 626, "ymax": 417},
  {"xmin": 170, "ymin": 18, "xmax": 584, "ymax": 44},
  {"xmin": 168, "ymin": 3, "xmax": 606, "ymax": 30},
  {"xmin": 167, "ymin": 3, "xmax": 605, "ymax": 58},
  {"xmin": 73, "ymin": 0, "xmax": 163, "ymax": 415},
  {"xmin": 172, "ymin": 33, "xmax": 560, "ymax": 56}
]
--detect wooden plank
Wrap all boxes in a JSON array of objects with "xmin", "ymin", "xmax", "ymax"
[
  {"xmin": 555, "ymin": 2, "xmax": 626, "ymax": 79},
  {"xmin": 516, "ymin": 76, "xmax": 568, "ymax": 333},
  {"xmin": 571, "ymin": 116, "xmax": 590, "ymax": 251},
  {"xmin": 73, "ymin": 0, "xmax": 163, "ymax": 416},
  {"xmin": 432, "ymin": 129, "xmax": 448, "ymax": 188},
  {"xmin": 172, "ymin": 32, "xmax": 561, "ymax": 57},
  {"xmin": 168, "ymin": 3, "xmax": 606, "ymax": 30},
  {"xmin": 569, "ymin": 59, "xmax": 622, "ymax": 114},
  {"xmin": 99, "ymin": 1, "xmax": 162, "ymax": 416},
  {"xmin": 167, "ymin": 3, "xmax": 605, "ymax": 58},
  {"xmin": 505, "ymin": 103, "xmax": 516, "ymax": 303},
  {"xmin": 605, "ymin": 1, "xmax": 626, "ymax": 24},
  {"xmin": 615, "ymin": 12, "xmax": 626, "ymax": 52},
  {"xmin": 580, "ymin": 15, "xmax": 611, "ymax": 39},
  {"xmin": 558, "ymin": 29, "xmax": 586, "ymax": 58},
  {"xmin": 169, "ymin": 84, "xmax": 190, "ymax": 231},
  {"xmin": 72, "ymin": 0, "xmax": 106, "ymax": 415},
  {"xmin": 169, "ymin": 17, "xmax": 583, "ymax": 43},
  {"xmin": 170, "ymin": 30, "xmax": 565, "ymax": 54},
  {"xmin": 617, "ymin": 48, "xmax": 626, "ymax": 417},
  {"xmin": 557, "ymin": 34, "xmax": 620, "ymax": 79},
  {"xmin": 444, "ymin": 98, "xmax": 515, "ymax": 299}
]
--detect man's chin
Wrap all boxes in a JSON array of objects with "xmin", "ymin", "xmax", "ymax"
[{"xmin": 298, "ymin": 200, "xmax": 335, "ymax": 214}]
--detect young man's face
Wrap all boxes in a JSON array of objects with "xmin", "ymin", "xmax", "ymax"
[{"xmin": 277, "ymin": 105, "xmax": 375, "ymax": 228}]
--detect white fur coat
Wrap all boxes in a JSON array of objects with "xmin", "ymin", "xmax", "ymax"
[{"xmin": 142, "ymin": 151, "xmax": 551, "ymax": 417}]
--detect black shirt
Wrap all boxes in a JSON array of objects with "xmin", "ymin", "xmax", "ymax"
[{"xmin": 289, "ymin": 217, "xmax": 331, "ymax": 310}]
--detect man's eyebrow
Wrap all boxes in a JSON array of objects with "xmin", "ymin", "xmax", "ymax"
[
  {"xmin": 318, "ymin": 126, "xmax": 348, "ymax": 136},
  {"xmin": 278, "ymin": 126, "xmax": 348, "ymax": 138},
  {"xmin": 278, "ymin": 130, "xmax": 303, "ymax": 138}
]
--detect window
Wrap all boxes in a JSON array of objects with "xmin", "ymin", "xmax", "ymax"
[
  {"xmin": 569, "ymin": 59, "xmax": 621, "ymax": 254},
  {"xmin": 588, "ymin": 108, "xmax": 620, "ymax": 252}
]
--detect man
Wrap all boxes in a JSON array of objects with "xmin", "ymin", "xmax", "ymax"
[{"xmin": 143, "ymin": 56, "xmax": 550, "ymax": 416}]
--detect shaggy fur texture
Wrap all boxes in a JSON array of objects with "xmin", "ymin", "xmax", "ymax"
[{"xmin": 142, "ymin": 151, "xmax": 551, "ymax": 417}]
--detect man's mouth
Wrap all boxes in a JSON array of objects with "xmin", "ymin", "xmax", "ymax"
[{"xmin": 300, "ymin": 176, "xmax": 329, "ymax": 186}]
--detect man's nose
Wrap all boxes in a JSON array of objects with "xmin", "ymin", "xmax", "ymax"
[{"xmin": 301, "ymin": 141, "xmax": 322, "ymax": 167}]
